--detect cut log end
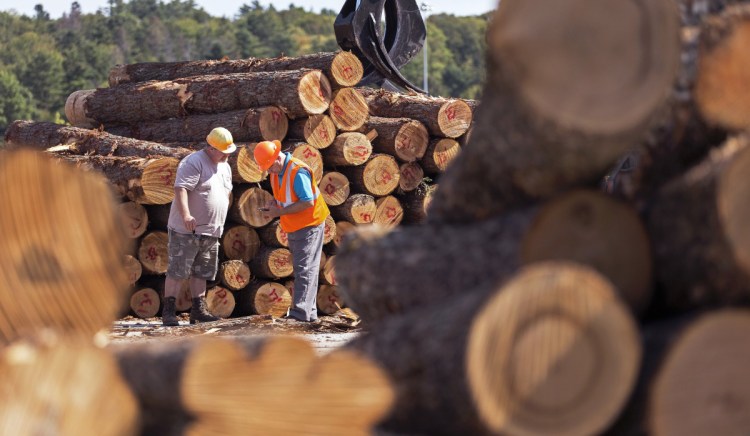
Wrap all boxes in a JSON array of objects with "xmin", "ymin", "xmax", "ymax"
[
  {"xmin": 333, "ymin": 221, "xmax": 356, "ymax": 247},
  {"xmin": 141, "ymin": 157, "xmax": 180, "ymax": 204},
  {"xmin": 520, "ymin": 189, "xmax": 653, "ymax": 314},
  {"xmin": 422, "ymin": 138, "xmax": 460, "ymax": 174},
  {"xmin": 719, "ymin": 139, "xmax": 750, "ymax": 275},
  {"xmin": 131, "ymin": 288, "xmax": 161, "ymax": 319},
  {"xmin": 297, "ymin": 114, "xmax": 337, "ymax": 149},
  {"xmin": 330, "ymin": 51, "xmax": 365, "ymax": 87},
  {"xmin": 258, "ymin": 106, "xmax": 289, "ymax": 141},
  {"xmin": 123, "ymin": 255, "xmax": 142, "ymax": 285},
  {"xmin": 374, "ymin": 196, "xmax": 404, "ymax": 228},
  {"xmin": 317, "ymin": 285, "xmax": 343, "ymax": 315},
  {"xmin": 118, "ymin": 201, "xmax": 149, "ymax": 239},
  {"xmin": 298, "ymin": 70, "xmax": 332, "ymax": 115},
  {"xmin": 323, "ymin": 215, "xmax": 337, "ymax": 245},
  {"xmin": 489, "ymin": 0, "xmax": 680, "ymax": 134},
  {"xmin": 332, "ymin": 194, "xmax": 376, "ymax": 224},
  {"xmin": 336, "ymin": 132, "xmax": 373, "ymax": 166},
  {"xmin": 361, "ymin": 154, "xmax": 401, "ymax": 197},
  {"xmin": 437, "ymin": 100, "xmax": 473, "ymax": 138},
  {"xmin": 398, "ymin": 162, "xmax": 424, "ymax": 192},
  {"xmin": 291, "ymin": 143, "xmax": 324, "ymax": 182},
  {"xmin": 651, "ymin": 310, "xmax": 750, "ymax": 436},
  {"xmin": 330, "ymin": 88, "xmax": 370, "ymax": 131},
  {"xmin": 206, "ymin": 286, "xmax": 235, "ymax": 319},
  {"xmin": 234, "ymin": 187, "xmax": 275, "ymax": 228},
  {"xmin": 64, "ymin": 89, "xmax": 97, "ymax": 128},
  {"xmin": 0, "ymin": 150, "xmax": 129, "ymax": 344},
  {"xmin": 236, "ymin": 145, "xmax": 268, "ymax": 183},
  {"xmin": 138, "ymin": 231, "xmax": 169, "ymax": 275},
  {"xmin": 252, "ymin": 282, "xmax": 292, "ymax": 317},
  {"xmin": 467, "ymin": 262, "xmax": 641, "ymax": 436},
  {"xmin": 695, "ymin": 17, "xmax": 750, "ymax": 130},
  {"xmin": 220, "ymin": 260, "xmax": 252, "ymax": 291},
  {"xmin": 222, "ymin": 225, "xmax": 261, "ymax": 262},
  {"xmin": 320, "ymin": 172, "xmax": 351, "ymax": 206},
  {"xmin": 394, "ymin": 120, "xmax": 430, "ymax": 161},
  {"xmin": 322, "ymin": 255, "xmax": 337, "ymax": 286}
]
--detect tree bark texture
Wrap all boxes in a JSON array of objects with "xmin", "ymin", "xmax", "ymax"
[
  {"xmin": 356, "ymin": 117, "xmax": 429, "ymax": 162},
  {"xmin": 358, "ymin": 88, "xmax": 473, "ymax": 138},
  {"xmin": 398, "ymin": 184, "xmax": 436, "ymax": 224},
  {"xmin": 109, "ymin": 51, "xmax": 364, "ymax": 88},
  {"xmin": 106, "ymin": 106, "xmax": 288, "ymax": 142},
  {"xmin": 338, "ymin": 190, "xmax": 652, "ymax": 323},
  {"xmin": 66, "ymin": 70, "xmax": 332, "ymax": 127},
  {"xmin": 425, "ymin": 0, "xmax": 681, "ymax": 224}
]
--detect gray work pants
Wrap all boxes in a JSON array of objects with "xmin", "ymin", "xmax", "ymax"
[{"xmin": 286, "ymin": 222, "xmax": 325, "ymax": 321}]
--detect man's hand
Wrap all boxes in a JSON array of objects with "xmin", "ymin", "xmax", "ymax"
[
  {"xmin": 261, "ymin": 203, "xmax": 282, "ymax": 220},
  {"xmin": 183, "ymin": 214, "xmax": 197, "ymax": 232}
]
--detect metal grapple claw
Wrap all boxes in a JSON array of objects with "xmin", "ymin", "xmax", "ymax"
[{"xmin": 335, "ymin": 0, "xmax": 427, "ymax": 93}]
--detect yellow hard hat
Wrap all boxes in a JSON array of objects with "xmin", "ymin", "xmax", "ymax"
[
  {"xmin": 206, "ymin": 127, "xmax": 237, "ymax": 154},
  {"xmin": 254, "ymin": 140, "xmax": 282, "ymax": 171}
]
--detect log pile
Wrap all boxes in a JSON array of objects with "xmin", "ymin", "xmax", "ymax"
[
  {"xmin": 331, "ymin": 0, "xmax": 750, "ymax": 434},
  {"xmin": 5, "ymin": 49, "xmax": 475, "ymax": 322}
]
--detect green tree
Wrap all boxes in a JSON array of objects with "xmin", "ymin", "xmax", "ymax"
[{"xmin": 0, "ymin": 69, "xmax": 36, "ymax": 133}]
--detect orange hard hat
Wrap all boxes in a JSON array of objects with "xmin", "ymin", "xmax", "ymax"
[
  {"xmin": 206, "ymin": 127, "xmax": 237, "ymax": 154},
  {"xmin": 254, "ymin": 140, "xmax": 282, "ymax": 170}
]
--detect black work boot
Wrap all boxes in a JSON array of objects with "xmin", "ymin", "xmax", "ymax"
[
  {"xmin": 190, "ymin": 297, "xmax": 220, "ymax": 324},
  {"xmin": 162, "ymin": 296, "xmax": 179, "ymax": 327}
]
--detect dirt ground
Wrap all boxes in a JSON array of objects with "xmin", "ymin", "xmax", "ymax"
[{"xmin": 108, "ymin": 312, "xmax": 363, "ymax": 355}]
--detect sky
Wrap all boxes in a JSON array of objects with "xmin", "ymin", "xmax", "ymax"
[{"xmin": 0, "ymin": 0, "xmax": 498, "ymax": 19}]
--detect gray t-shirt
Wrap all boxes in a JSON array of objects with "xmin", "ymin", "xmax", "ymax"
[{"xmin": 168, "ymin": 149, "xmax": 232, "ymax": 237}]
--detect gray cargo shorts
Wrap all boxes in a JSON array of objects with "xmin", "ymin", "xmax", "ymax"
[{"xmin": 167, "ymin": 229, "xmax": 220, "ymax": 281}]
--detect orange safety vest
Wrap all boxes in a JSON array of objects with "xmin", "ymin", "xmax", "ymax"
[{"xmin": 270, "ymin": 156, "xmax": 329, "ymax": 233}]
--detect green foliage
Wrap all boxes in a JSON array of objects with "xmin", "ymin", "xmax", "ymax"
[{"xmin": 0, "ymin": 2, "xmax": 488, "ymax": 128}]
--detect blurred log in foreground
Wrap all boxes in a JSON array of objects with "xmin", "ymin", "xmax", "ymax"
[
  {"xmin": 349, "ymin": 262, "xmax": 640, "ymax": 436},
  {"xmin": 0, "ymin": 149, "xmax": 130, "ymax": 345},
  {"xmin": 427, "ymin": 0, "xmax": 681, "ymax": 223},
  {"xmin": 112, "ymin": 336, "xmax": 394, "ymax": 435}
]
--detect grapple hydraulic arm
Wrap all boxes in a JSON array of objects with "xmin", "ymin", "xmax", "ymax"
[{"xmin": 335, "ymin": 0, "xmax": 427, "ymax": 93}]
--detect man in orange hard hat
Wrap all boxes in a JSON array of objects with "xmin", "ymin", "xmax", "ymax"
[
  {"xmin": 254, "ymin": 140, "xmax": 330, "ymax": 322},
  {"xmin": 162, "ymin": 127, "xmax": 236, "ymax": 327}
]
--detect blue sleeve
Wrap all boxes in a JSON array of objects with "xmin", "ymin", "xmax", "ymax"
[{"xmin": 293, "ymin": 168, "xmax": 315, "ymax": 202}]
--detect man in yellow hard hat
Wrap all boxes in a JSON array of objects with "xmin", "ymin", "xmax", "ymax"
[
  {"xmin": 254, "ymin": 140, "xmax": 330, "ymax": 322},
  {"xmin": 162, "ymin": 127, "xmax": 237, "ymax": 327}
]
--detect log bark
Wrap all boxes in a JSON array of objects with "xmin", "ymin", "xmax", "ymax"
[
  {"xmin": 356, "ymin": 116, "xmax": 429, "ymax": 162},
  {"xmin": 420, "ymin": 138, "xmax": 460, "ymax": 175},
  {"xmin": 229, "ymin": 185, "xmax": 275, "ymax": 228},
  {"xmin": 290, "ymin": 142, "xmax": 324, "ymax": 182},
  {"xmin": 130, "ymin": 287, "xmax": 161, "ymax": 318},
  {"xmin": 426, "ymin": 0, "xmax": 681, "ymax": 223},
  {"xmin": 138, "ymin": 230, "xmax": 169, "ymax": 275},
  {"xmin": 319, "ymin": 171, "xmax": 351, "ymax": 206},
  {"xmin": 56, "ymin": 154, "xmax": 179, "ymax": 204},
  {"xmin": 321, "ymin": 132, "xmax": 373, "ymax": 166},
  {"xmin": 66, "ymin": 70, "xmax": 332, "ymax": 127},
  {"xmin": 0, "ymin": 338, "xmax": 138, "ymax": 435},
  {"xmin": 317, "ymin": 285, "xmax": 343, "ymax": 315},
  {"xmin": 288, "ymin": 114, "xmax": 337, "ymax": 149},
  {"xmin": 328, "ymin": 88, "xmax": 369, "ymax": 131},
  {"xmin": 330, "ymin": 193, "xmax": 376, "ymax": 224},
  {"xmin": 118, "ymin": 201, "xmax": 149, "ymax": 239},
  {"xmin": 257, "ymin": 219, "xmax": 289, "ymax": 248},
  {"xmin": 5, "ymin": 120, "xmax": 193, "ymax": 159},
  {"xmin": 646, "ymin": 133, "xmax": 750, "ymax": 312},
  {"xmin": 398, "ymin": 183, "xmax": 436, "ymax": 224},
  {"xmin": 111, "ymin": 336, "xmax": 393, "ymax": 436},
  {"xmin": 109, "ymin": 51, "xmax": 364, "ymax": 88},
  {"xmin": 358, "ymin": 88, "xmax": 473, "ymax": 138},
  {"xmin": 250, "ymin": 247, "xmax": 294, "ymax": 279},
  {"xmin": 206, "ymin": 285, "xmax": 235, "ymax": 318},
  {"xmin": 348, "ymin": 263, "xmax": 640, "ymax": 436},
  {"xmin": 373, "ymin": 196, "xmax": 404, "ymax": 228},
  {"xmin": 397, "ymin": 161, "xmax": 424, "ymax": 192},
  {"xmin": 106, "ymin": 106, "xmax": 288, "ymax": 142},
  {"xmin": 218, "ymin": 260, "xmax": 252, "ymax": 291},
  {"xmin": 221, "ymin": 224, "xmax": 261, "ymax": 262},
  {"xmin": 341, "ymin": 153, "xmax": 400, "ymax": 197},
  {"xmin": 338, "ymin": 190, "xmax": 652, "ymax": 323},
  {"xmin": 0, "ymin": 149, "xmax": 129, "ymax": 345}
]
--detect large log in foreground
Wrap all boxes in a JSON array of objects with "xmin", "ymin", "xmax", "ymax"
[
  {"xmin": 338, "ymin": 190, "xmax": 652, "ymax": 323},
  {"xmin": 112, "ymin": 336, "xmax": 394, "ymax": 435},
  {"xmin": 109, "ymin": 51, "xmax": 364, "ymax": 88},
  {"xmin": 0, "ymin": 150, "xmax": 129, "ymax": 345},
  {"xmin": 349, "ymin": 262, "xmax": 640, "ymax": 436},
  {"xmin": 66, "ymin": 70, "xmax": 332, "ymax": 127},
  {"xmin": 647, "ymin": 133, "xmax": 750, "ymax": 312},
  {"xmin": 4, "ymin": 120, "xmax": 192, "ymax": 159},
  {"xmin": 0, "ymin": 338, "xmax": 139, "ymax": 435},
  {"xmin": 106, "ymin": 106, "xmax": 289, "ymax": 143},
  {"xmin": 426, "ymin": 0, "xmax": 681, "ymax": 223}
]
